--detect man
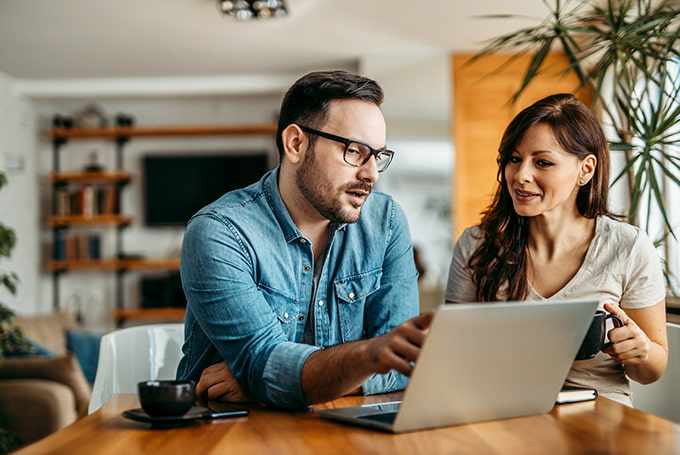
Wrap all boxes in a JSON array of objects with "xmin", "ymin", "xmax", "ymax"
[{"xmin": 177, "ymin": 70, "xmax": 431, "ymax": 409}]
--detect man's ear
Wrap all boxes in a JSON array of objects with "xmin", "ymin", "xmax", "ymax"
[{"xmin": 281, "ymin": 124, "xmax": 306, "ymax": 165}]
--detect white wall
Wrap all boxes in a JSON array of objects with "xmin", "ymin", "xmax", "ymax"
[
  {"xmin": 0, "ymin": 72, "xmax": 40, "ymax": 315},
  {"xmin": 362, "ymin": 51, "xmax": 451, "ymax": 139}
]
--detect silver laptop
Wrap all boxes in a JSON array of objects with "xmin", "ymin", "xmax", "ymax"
[{"xmin": 316, "ymin": 299, "xmax": 598, "ymax": 433}]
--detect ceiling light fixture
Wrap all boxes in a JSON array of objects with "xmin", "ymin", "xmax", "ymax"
[{"xmin": 218, "ymin": 0, "xmax": 288, "ymax": 21}]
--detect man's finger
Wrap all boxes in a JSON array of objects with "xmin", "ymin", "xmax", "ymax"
[{"xmin": 412, "ymin": 311, "xmax": 434, "ymax": 330}]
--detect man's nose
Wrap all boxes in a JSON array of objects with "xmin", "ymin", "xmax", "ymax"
[{"xmin": 357, "ymin": 155, "xmax": 380, "ymax": 183}]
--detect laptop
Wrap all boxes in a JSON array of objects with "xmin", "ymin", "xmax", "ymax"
[{"xmin": 316, "ymin": 299, "xmax": 599, "ymax": 433}]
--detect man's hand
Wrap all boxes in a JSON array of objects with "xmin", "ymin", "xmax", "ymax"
[
  {"xmin": 196, "ymin": 361, "xmax": 252, "ymax": 402},
  {"xmin": 301, "ymin": 311, "xmax": 434, "ymax": 404},
  {"xmin": 363, "ymin": 312, "xmax": 433, "ymax": 377}
]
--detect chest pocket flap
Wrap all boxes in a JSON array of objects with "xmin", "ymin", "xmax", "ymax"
[{"xmin": 334, "ymin": 269, "xmax": 383, "ymax": 304}]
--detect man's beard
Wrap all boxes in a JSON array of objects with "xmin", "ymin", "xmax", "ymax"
[{"xmin": 295, "ymin": 148, "xmax": 372, "ymax": 224}]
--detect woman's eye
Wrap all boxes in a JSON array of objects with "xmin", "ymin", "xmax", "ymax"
[
  {"xmin": 536, "ymin": 160, "xmax": 554, "ymax": 167},
  {"xmin": 509, "ymin": 156, "xmax": 521, "ymax": 163}
]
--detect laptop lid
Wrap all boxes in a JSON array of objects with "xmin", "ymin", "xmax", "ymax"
[{"xmin": 316, "ymin": 299, "xmax": 598, "ymax": 433}]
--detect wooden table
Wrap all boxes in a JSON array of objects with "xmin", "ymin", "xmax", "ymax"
[{"xmin": 14, "ymin": 392, "xmax": 680, "ymax": 454}]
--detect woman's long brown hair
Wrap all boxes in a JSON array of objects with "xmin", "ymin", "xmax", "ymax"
[{"xmin": 469, "ymin": 93, "xmax": 612, "ymax": 301}]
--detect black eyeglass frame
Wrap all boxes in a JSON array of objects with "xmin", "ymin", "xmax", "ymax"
[{"xmin": 298, "ymin": 125, "xmax": 394, "ymax": 172}]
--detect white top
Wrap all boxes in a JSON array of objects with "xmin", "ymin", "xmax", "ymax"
[{"xmin": 445, "ymin": 215, "xmax": 666, "ymax": 406}]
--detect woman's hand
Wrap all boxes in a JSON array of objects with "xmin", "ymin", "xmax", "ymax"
[
  {"xmin": 602, "ymin": 303, "xmax": 651, "ymax": 365},
  {"xmin": 602, "ymin": 301, "xmax": 668, "ymax": 384}
]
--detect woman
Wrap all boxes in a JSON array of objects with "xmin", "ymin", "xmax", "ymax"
[{"xmin": 445, "ymin": 93, "xmax": 668, "ymax": 406}]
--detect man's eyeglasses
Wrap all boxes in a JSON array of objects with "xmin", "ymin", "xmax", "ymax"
[{"xmin": 299, "ymin": 126, "xmax": 394, "ymax": 172}]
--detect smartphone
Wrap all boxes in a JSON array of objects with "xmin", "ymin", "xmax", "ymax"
[{"xmin": 206, "ymin": 409, "xmax": 249, "ymax": 419}]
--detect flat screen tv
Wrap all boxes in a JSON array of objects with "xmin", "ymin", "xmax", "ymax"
[{"xmin": 143, "ymin": 153, "xmax": 270, "ymax": 226}]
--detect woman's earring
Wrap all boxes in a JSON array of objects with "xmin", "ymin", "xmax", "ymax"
[{"xmin": 579, "ymin": 180, "xmax": 585, "ymax": 186}]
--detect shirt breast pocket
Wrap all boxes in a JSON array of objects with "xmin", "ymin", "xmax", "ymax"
[
  {"xmin": 259, "ymin": 285, "xmax": 299, "ymax": 328},
  {"xmin": 334, "ymin": 269, "xmax": 382, "ymax": 342}
]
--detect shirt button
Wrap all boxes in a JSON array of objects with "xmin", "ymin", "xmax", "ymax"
[
  {"xmin": 318, "ymin": 300, "xmax": 324, "ymax": 307},
  {"xmin": 348, "ymin": 292, "xmax": 355, "ymax": 299},
  {"xmin": 300, "ymin": 239, "xmax": 307, "ymax": 244},
  {"xmin": 283, "ymin": 312, "xmax": 289, "ymax": 318},
  {"xmin": 304, "ymin": 265, "xmax": 311, "ymax": 271},
  {"xmin": 298, "ymin": 316, "xmax": 305, "ymax": 321}
]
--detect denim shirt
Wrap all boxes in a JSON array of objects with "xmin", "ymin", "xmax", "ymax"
[{"xmin": 176, "ymin": 167, "xmax": 419, "ymax": 408}]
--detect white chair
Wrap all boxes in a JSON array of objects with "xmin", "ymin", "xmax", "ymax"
[
  {"xmin": 88, "ymin": 323, "xmax": 185, "ymax": 414},
  {"xmin": 630, "ymin": 322, "xmax": 680, "ymax": 423}
]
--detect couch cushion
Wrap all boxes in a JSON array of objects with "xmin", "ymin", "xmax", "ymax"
[
  {"xmin": 16, "ymin": 312, "xmax": 78, "ymax": 356},
  {"xmin": 0, "ymin": 354, "xmax": 91, "ymax": 417},
  {"xmin": 0, "ymin": 379, "xmax": 77, "ymax": 447}
]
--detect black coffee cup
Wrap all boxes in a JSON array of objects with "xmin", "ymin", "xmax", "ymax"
[
  {"xmin": 575, "ymin": 310, "xmax": 624, "ymax": 360},
  {"xmin": 138, "ymin": 380, "xmax": 196, "ymax": 417}
]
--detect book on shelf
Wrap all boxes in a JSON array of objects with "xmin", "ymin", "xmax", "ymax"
[
  {"xmin": 89, "ymin": 233, "xmax": 101, "ymax": 259},
  {"xmin": 53, "ymin": 230, "xmax": 66, "ymax": 260},
  {"xmin": 556, "ymin": 385, "xmax": 597, "ymax": 405},
  {"xmin": 80, "ymin": 184, "xmax": 94, "ymax": 217},
  {"xmin": 53, "ymin": 184, "xmax": 119, "ymax": 217},
  {"xmin": 55, "ymin": 187, "xmax": 71, "ymax": 216},
  {"xmin": 102, "ymin": 185, "xmax": 119, "ymax": 214},
  {"xmin": 53, "ymin": 232, "xmax": 102, "ymax": 260}
]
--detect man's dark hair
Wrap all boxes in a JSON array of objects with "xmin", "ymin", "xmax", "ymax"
[{"xmin": 275, "ymin": 70, "xmax": 384, "ymax": 158}]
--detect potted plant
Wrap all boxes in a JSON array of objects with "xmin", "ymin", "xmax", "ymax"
[
  {"xmin": 0, "ymin": 170, "xmax": 30, "ymax": 453},
  {"xmin": 472, "ymin": 0, "xmax": 680, "ymax": 295},
  {"xmin": 0, "ymin": 170, "xmax": 30, "ymax": 363}
]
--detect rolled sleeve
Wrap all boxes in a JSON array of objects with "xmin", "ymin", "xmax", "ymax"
[
  {"xmin": 263, "ymin": 342, "xmax": 320, "ymax": 408},
  {"xmin": 363, "ymin": 371, "xmax": 409, "ymax": 395}
]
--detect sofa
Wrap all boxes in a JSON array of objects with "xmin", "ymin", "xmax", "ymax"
[{"xmin": 0, "ymin": 312, "xmax": 91, "ymax": 449}]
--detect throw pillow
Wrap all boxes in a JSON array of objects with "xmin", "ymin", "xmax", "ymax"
[{"xmin": 65, "ymin": 329, "xmax": 102, "ymax": 384}]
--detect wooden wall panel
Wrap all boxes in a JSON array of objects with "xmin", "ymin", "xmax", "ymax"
[{"xmin": 451, "ymin": 53, "xmax": 592, "ymax": 239}]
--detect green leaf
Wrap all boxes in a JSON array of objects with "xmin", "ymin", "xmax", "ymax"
[{"xmin": 0, "ymin": 226, "xmax": 16, "ymax": 258}]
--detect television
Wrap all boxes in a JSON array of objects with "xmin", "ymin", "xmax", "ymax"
[{"xmin": 143, "ymin": 153, "xmax": 270, "ymax": 226}]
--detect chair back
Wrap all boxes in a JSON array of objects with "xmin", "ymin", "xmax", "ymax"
[
  {"xmin": 88, "ymin": 323, "xmax": 185, "ymax": 414},
  {"xmin": 630, "ymin": 322, "xmax": 680, "ymax": 423}
]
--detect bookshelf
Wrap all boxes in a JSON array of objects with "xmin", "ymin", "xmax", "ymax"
[{"xmin": 48, "ymin": 121, "xmax": 277, "ymax": 325}]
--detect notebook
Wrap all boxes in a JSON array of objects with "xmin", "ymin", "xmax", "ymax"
[{"xmin": 316, "ymin": 299, "xmax": 599, "ymax": 433}]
